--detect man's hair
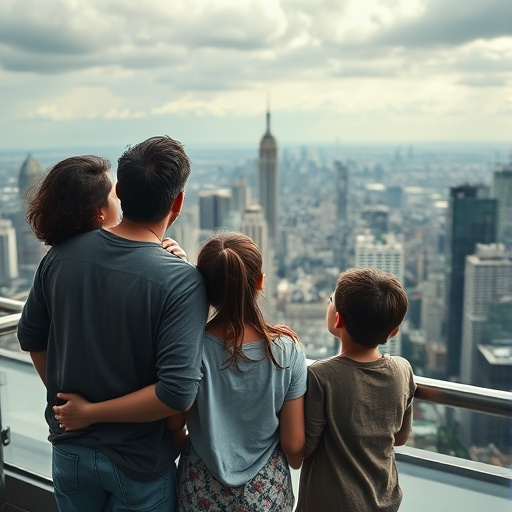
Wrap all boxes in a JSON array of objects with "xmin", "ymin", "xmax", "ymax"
[
  {"xmin": 26, "ymin": 155, "xmax": 112, "ymax": 245},
  {"xmin": 117, "ymin": 135, "xmax": 191, "ymax": 222},
  {"xmin": 334, "ymin": 267, "xmax": 408, "ymax": 348}
]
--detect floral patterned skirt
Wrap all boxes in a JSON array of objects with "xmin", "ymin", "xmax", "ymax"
[{"xmin": 178, "ymin": 444, "xmax": 294, "ymax": 512}]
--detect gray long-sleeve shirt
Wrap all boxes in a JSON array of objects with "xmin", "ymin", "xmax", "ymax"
[{"xmin": 18, "ymin": 229, "xmax": 207, "ymax": 481}]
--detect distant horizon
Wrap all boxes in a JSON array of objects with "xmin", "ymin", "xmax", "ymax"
[{"xmin": 1, "ymin": 139, "xmax": 511, "ymax": 155}]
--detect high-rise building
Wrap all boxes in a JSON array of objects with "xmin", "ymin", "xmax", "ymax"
[
  {"xmin": 445, "ymin": 185, "xmax": 497, "ymax": 379},
  {"xmin": 335, "ymin": 161, "xmax": 349, "ymax": 269},
  {"xmin": 0, "ymin": 219, "xmax": 18, "ymax": 286},
  {"xmin": 355, "ymin": 232, "xmax": 405, "ymax": 355},
  {"xmin": 460, "ymin": 244, "xmax": 511, "ymax": 384},
  {"xmin": 240, "ymin": 205, "xmax": 269, "ymax": 271},
  {"xmin": 361, "ymin": 205, "xmax": 389, "ymax": 239},
  {"xmin": 13, "ymin": 154, "xmax": 43, "ymax": 274},
  {"xmin": 258, "ymin": 108, "xmax": 279, "ymax": 245},
  {"xmin": 231, "ymin": 179, "xmax": 250, "ymax": 216},
  {"xmin": 198, "ymin": 189, "xmax": 232, "ymax": 231},
  {"xmin": 493, "ymin": 163, "xmax": 512, "ymax": 249},
  {"xmin": 335, "ymin": 161, "xmax": 348, "ymax": 222},
  {"xmin": 167, "ymin": 208, "xmax": 199, "ymax": 265},
  {"xmin": 420, "ymin": 273, "xmax": 445, "ymax": 344},
  {"xmin": 471, "ymin": 344, "xmax": 512, "ymax": 452},
  {"xmin": 230, "ymin": 178, "xmax": 250, "ymax": 230}
]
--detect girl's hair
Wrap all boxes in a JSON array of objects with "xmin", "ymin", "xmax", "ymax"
[
  {"xmin": 26, "ymin": 155, "xmax": 112, "ymax": 246},
  {"xmin": 196, "ymin": 231, "xmax": 298, "ymax": 368}
]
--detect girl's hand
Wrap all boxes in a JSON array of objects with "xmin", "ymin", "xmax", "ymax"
[
  {"xmin": 53, "ymin": 393, "xmax": 96, "ymax": 431},
  {"xmin": 162, "ymin": 238, "xmax": 188, "ymax": 261}
]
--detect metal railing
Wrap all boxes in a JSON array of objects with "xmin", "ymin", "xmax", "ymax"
[
  {"xmin": 0, "ymin": 300, "xmax": 511, "ymax": 420},
  {"xmin": 0, "ymin": 299, "xmax": 510, "ymax": 511}
]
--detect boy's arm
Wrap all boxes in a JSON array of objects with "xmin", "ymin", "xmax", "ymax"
[
  {"xmin": 394, "ymin": 403, "xmax": 413, "ymax": 446},
  {"xmin": 394, "ymin": 361, "xmax": 416, "ymax": 446},
  {"xmin": 280, "ymin": 395, "xmax": 305, "ymax": 469},
  {"xmin": 303, "ymin": 367, "xmax": 326, "ymax": 459}
]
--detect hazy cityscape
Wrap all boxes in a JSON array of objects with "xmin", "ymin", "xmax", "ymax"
[
  {"xmin": 0, "ymin": 3, "xmax": 509, "ymax": 510},
  {"xmin": 0, "ymin": 109, "xmax": 510, "ymax": 468}
]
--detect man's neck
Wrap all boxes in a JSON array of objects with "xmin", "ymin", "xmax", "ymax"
[{"xmin": 106, "ymin": 218, "xmax": 167, "ymax": 244}]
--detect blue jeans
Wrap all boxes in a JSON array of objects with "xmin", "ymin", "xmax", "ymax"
[{"xmin": 52, "ymin": 444, "xmax": 177, "ymax": 512}]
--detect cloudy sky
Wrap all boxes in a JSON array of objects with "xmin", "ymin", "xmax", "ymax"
[{"xmin": 0, "ymin": 0, "xmax": 510, "ymax": 150}]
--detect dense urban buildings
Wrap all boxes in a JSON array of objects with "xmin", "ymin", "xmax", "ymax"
[{"xmin": 0, "ymin": 127, "xmax": 510, "ymax": 469}]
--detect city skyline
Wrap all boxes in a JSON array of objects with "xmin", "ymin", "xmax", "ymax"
[{"xmin": 1, "ymin": 0, "xmax": 511, "ymax": 150}]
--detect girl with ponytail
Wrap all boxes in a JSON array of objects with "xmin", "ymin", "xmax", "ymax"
[{"xmin": 179, "ymin": 231, "xmax": 306, "ymax": 511}]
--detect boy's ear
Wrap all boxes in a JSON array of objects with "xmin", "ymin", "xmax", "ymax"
[
  {"xmin": 388, "ymin": 326, "xmax": 400, "ymax": 339},
  {"xmin": 335, "ymin": 312, "xmax": 344, "ymax": 329}
]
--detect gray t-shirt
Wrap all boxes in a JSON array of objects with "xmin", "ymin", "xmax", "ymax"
[
  {"xmin": 18, "ymin": 229, "xmax": 208, "ymax": 481},
  {"xmin": 186, "ymin": 333, "xmax": 307, "ymax": 487},
  {"xmin": 296, "ymin": 355, "xmax": 416, "ymax": 512}
]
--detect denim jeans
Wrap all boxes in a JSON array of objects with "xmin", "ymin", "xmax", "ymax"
[{"xmin": 52, "ymin": 444, "xmax": 177, "ymax": 512}]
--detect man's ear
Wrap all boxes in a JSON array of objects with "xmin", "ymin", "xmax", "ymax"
[
  {"xmin": 171, "ymin": 191, "xmax": 185, "ymax": 214},
  {"xmin": 335, "ymin": 312, "xmax": 344, "ymax": 329},
  {"xmin": 388, "ymin": 326, "xmax": 400, "ymax": 339}
]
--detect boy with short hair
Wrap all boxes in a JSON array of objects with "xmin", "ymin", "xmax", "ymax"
[{"xmin": 296, "ymin": 267, "xmax": 416, "ymax": 512}]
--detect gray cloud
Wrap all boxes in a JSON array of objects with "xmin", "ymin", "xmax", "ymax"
[{"xmin": 370, "ymin": 0, "xmax": 512, "ymax": 47}]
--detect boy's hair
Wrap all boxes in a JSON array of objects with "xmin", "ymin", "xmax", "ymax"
[
  {"xmin": 117, "ymin": 135, "xmax": 190, "ymax": 223},
  {"xmin": 26, "ymin": 155, "xmax": 112, "ymax": 246},
  {"xmin": 334, "ymin": 267, "xmax": 408, "ymax": 347}
]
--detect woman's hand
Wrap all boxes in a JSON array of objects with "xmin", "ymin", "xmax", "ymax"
[
  {"xmin": 53, "ymin": 393, "xmax": 96, "ymax": 432},
  {"xmin": 162, "ymin": 238, "xmax": 188, "ymax": 261}
]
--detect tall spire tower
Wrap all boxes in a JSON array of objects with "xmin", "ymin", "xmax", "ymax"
[{"xmin": 258, "ymin": 102, "xmax": 279, "ymax": 245}]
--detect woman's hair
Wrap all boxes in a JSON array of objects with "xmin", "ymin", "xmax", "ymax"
[
  {"xmin": 26, "ymin": 155, "xmax": 112, "ymax": 246},
  {"xmin": 196, "ymin": 231, "xmax": 298, "ymax": 368}
]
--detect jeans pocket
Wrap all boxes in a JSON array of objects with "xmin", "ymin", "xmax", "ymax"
[
  {"xmin": 52, "ymin": 445, "xmax": 79, "ymax": 495},
  {"xmin": 113, "ymin": 464, "xmax": 172, "ymax": 511}
]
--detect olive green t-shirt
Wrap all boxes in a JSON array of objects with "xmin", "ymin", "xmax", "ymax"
[{"xmin": 296, "ymin": 354, "xmax": 416, "ymax": 512}]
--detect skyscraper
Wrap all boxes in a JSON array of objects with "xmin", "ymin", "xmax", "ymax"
[
  {"xmin": 13, "ymin": 154, "xmax": 43, "ymax": 273},
  {"xmin": 335, "ymin": 161, "xmax": 348, "ymax": 222},
  {"xmin": 240, "ymin": 204, "xmax": 269, "ymax": 271},
  {"xmin": 198, "ymin": 189, "xmax": 232, "ymax": 231},
  {"xmin": 258, "ymin": 108, "xmax": 279, "ymax": 246},
  {"xmin": 445, "ymin": 185, "xmax": 497, "ymax": 379},
  {"xmin": 361, "ymin": 205, "xmax": 389, "ymax": 239},
  {"xmin": 230, "ymin": 178, "xmax": 250, "ymax": 230},
  {"xmin": 460, "ymin": 243, "xmax": 511, "ymax": 384},
  {"xmin": 355, "ymin": 232, "xmax": 405, "ymax": 355},
  {"xmin": 335, "ymin": 161, "xmax": 349, "ymax": 268},
  {"xmin": 167, "ymin": 209, "xmax": 199, "ymax": 265},
  {"xmin": 0, "ymin": 219, "xmax": 18, "ymax": 286},
  {"xmin": 493, "ymin": 163, "xmax": 512, "ymax": 249}
]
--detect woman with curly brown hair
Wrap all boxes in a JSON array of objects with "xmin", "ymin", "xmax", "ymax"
[{"xmin": 26, "ymin": 155, "xmax": 120, "ymax": 246}]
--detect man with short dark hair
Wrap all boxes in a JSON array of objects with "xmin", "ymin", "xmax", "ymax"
[{"xmin": 18, "ymin": 135, "xmax": 207, "ymax": 512}]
